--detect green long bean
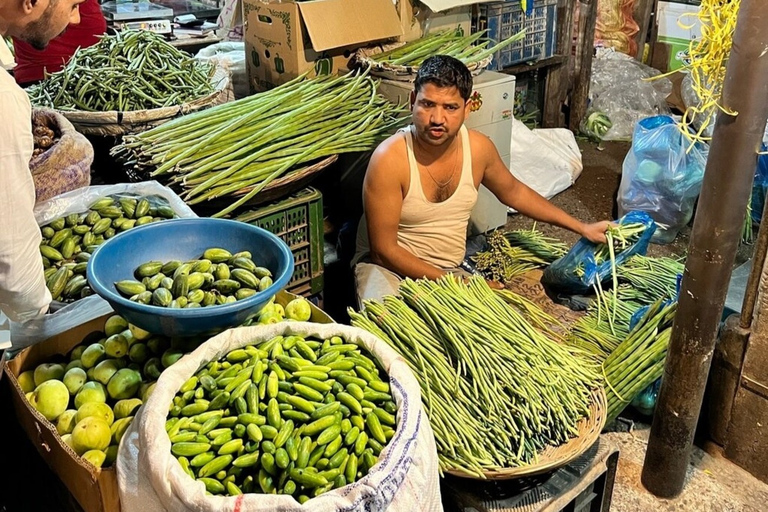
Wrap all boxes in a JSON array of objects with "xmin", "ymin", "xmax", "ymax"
[
  {"xmin": 349, "ymin": 275, "xmax": 600, "ymax": 476},
  {"xmin": 369, "ymin": 28, "xmax": 526, "ymax": 69},
  {"xmin": 113, "ymin": 71, "xmax": 407, "ymax": 217},
  {"xmin": 27, "ymin": 30, "xmax": 214, "ymax": 112}
]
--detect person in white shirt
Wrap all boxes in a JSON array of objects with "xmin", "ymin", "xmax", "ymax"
[{"xmin": 0, "ymin": 0, "xmax": 85, "ymax": 322}]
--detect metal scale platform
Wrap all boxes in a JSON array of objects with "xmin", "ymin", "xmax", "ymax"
[{"xmin": 442, "ymin": 438, "xmax": 619, "ymax": 512}]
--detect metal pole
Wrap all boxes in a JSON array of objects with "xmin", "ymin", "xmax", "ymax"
[{"xmin": 641, "ymin": 1, "xmax": 768, "ymax": 498}]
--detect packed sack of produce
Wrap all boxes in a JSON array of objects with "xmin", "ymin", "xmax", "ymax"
[
  {"xmin": 9, "ymin": 182, "xmax": 196, "ymax": 350},
  {"xmin": 117, "ymin": 322, "xmax": 441, "ymax": 512},
  {"xmin": 29, "ymin": 108, "xmax": 93, "ymax": 203}
]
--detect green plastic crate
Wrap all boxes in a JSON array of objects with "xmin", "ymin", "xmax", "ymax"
[{"xmin": 235, "ymin": 188, "xmax": 324, "ymax": 296}]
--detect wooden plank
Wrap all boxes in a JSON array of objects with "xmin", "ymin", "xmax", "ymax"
[
  {"xmin": 542, "ymin": 0, "xmax": 575, "ymax": 127},
  {"xmin": 633, "ymin": 0, "xmax": 657, "ymax": 60},
  {"xmin": 568, "ymin": 0, "xmax": 598, "ymax": 131},
  {"xmin": 500, "ymin": 55, "xmax": 567, "ymax": 76}
]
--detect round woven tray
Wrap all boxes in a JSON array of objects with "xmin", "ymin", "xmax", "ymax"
[
  {"xmin": 355, "ymin": 43, "xmax": 492, "ymax": 82},
  {"xmin": 189, "ymin": 155, "xmax": 338, "ymax": 215},
  {"xmin": 53, "ymin": 65, "xmax": 232, "ymax": 137},
  {"xmin": 444, "ymin": 387, "xmax": 607, "ymax": 480}
]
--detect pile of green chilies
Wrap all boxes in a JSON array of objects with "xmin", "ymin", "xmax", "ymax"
[
  {"xmin": 349, "ymin": 275, "xmax": 600, "ymax": 477},
  {"xmin": 113, "ymin": 71, "xmax": 407, "ymax": 217},
  {"xmin": 27, "ymin": 30, "xmax": 214, "ymax": 112},
  {"xmin": 602, "ymin": 300, "xmax": 677, "ymax": 422},
  {"xmin": 368, "ymin": 29, "xmax": 525, "ymax": 68},
  {"xmin": 616, "ymin": 254, "xmax": 684, "ymax": 303}
]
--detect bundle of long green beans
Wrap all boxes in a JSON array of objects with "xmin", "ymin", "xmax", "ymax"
[
  {"xmin": 602, "ymin": 300, "xmax": 676, "ymax": 422},
  {"xmin": 349, "ymin": 275, "xmax": 601, "ymax": 477},
  {"xmin": 504, "ymin": 225, "xmax": 569, "ymax": 263},
  {"xmin": 568, "ymin": 287, "xmax": 643, "ymax": 359},
  {"xmin": 113, "ymin": 71, "xmax": 407, "ymax": 217},
  {"xmin": 368, "ymin": 29, "xmax": 525, "ymax": 68},
  {"xmin": 616, "ymin": 254, "xmax": 684, "ymax": 303},
  {"xmin": 473, "ymin": 226, "xmax": 567, "ymax": 282},
  {"xmin": 27, "ymin": 30, "xmax": 214, "ymax": 112},
  {"xmin": 472, "ymin": 231, "xmax": 543, "ymax": 281}
]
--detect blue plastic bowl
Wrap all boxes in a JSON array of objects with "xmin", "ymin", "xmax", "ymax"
[{"xmin": 87, "ymin": 218, "xmax": 294, "ymax": 337}]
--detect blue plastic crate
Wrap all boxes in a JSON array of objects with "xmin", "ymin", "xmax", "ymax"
[{"xmin": 475, "ymin": 0, "xmax": 558, "ymax": 70}]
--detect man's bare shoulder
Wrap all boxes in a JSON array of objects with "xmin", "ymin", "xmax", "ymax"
[
  {"xmin": 367, "ymin": 130, "xmax": 409, "ymax": 182},
  {"xmin": 466, "ymin": 128, "xmax": 496, "ymax": 153}
]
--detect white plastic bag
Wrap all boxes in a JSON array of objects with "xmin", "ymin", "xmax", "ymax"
[
  {"xmin": 117, "ymin": 322, "xmax": 442, "ymax": 512},
  {"xmin": 8, "ymin": 182, "xmax": 197, "ymax": 351},
  {"xmin": 216, "ymin": 0, "xmax": 243, "ymax": 42},
  {"xmin": 197, "ymin": 42, "xmax": 247, "ymax": 100},
  {"xmin": 508, "ymin": 118, "xmax": 582, "ymax": 209},
  {"xmin": 588, "ymin": 50, "xmax": 672, "ymax": 141}
]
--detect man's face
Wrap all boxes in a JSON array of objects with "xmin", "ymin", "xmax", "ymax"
[
  {"xmin": 410, "ymin": 82, "xmax": 471, "ymax": 147},
  {"xmin": 14, "ymin": 0, "xmax": 83, "ymax": 50}
]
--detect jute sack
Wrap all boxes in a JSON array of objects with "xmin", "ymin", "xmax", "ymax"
[
  {"xmin": 117, "ymin": 322, "xmax": 443, "ymax": 512},
  {"xmin": 30, "ymin": 108, "xmax": 93, "ymax": 203}
]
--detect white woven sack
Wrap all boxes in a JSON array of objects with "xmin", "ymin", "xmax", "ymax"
[{"xmin": 117, "ymin": 322, "xmax": 442, "ymax": 512}]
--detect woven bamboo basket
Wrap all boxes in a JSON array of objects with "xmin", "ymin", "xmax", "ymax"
[
  {"xmin": 355, "ymin": 43, "xmax": 492, "ymax": 82},
  {"xmin": 188, "ymin": 155, "xmax": 338, "ymax": 215},
  {"xmin": 444, "ymin": 387, "xmax": 607, "ymax": 480},
  {"xmin": 53, "ymin": 65, "xmax": 232, "ymax": 137}
]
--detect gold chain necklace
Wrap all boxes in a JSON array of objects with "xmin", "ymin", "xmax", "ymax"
[{"xmin": 411, "ymin": 126, "xmax": 459, "ymax": 189}]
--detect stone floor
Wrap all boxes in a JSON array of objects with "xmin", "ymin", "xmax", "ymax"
[{"xmin": 605, "ymin": 424, "xmax": 768, "ymax": 512}]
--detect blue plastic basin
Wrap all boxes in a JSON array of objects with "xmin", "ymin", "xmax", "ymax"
[{"xmin": 87, "ymin": 218, "xmax": 294, "ymax": 337}]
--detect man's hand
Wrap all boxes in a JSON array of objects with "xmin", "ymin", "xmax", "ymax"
[{"xmin": 579, "ymin": 221, "xmax": 612, "ymax": 244}]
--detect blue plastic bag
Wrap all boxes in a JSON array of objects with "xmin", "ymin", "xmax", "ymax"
[
  {"xmin": 617, "ymin": 115, "xmax": 709, "ymax": 244},
  {"xmin": 542, "ymin": 211, "xmax": 657, "ymax": 294},
  {"xmin": 752, "ymin": 147, "xmax": 768, "ymax": 224}
]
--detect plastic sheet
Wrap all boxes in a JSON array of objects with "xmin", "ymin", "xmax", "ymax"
[
  {"xmin": 196, "ymin": 42, "xmax": 247, "ymax": 100},
  {"xmin": 617, "ymin": 115, "xmax": 709, "ymax": 244},
  {"xmin": 752, "ymin": 148, "xmax": 768, "ymax": 224},
  {"xmin": 8, "ymin": 182, "xmax": 196, "ymax": 351},
  {"xmin": 587, "ymin": 50, "xmax": 672, "ymax": 141},
  {"xmin": 542, "ymin": 211, "xmax": 656, "ymax": 295}
]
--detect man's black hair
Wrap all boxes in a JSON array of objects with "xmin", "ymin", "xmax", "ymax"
[{"xmin": 414, "ymin": 55, "xmax": 473, "ymax": 101}]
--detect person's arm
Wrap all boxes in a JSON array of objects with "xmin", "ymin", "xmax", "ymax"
[
  {"xmin": 0, "ymin": 85, "xmax": 52, "ymax": 322},
  {"xmin": 475, "ymin": 132, "xmax": 610, "ymax": 243},
  {"xmin": 363, "ymin": 138, "xmax": 446, "ymax": 280}
]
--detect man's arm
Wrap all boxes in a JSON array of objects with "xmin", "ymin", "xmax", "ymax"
[
  {"xmin": 475, "ymin": 132, "xmax": 610, "ymax": 243},
  {"xmin": 0, "ymin": 85, "xmax": 51, "ymax": 322},
  {"xmin": 363, "ymin": 138, "xmax": 446, "ymax": 280}
]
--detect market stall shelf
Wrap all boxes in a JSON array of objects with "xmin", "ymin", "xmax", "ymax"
[{"xmin": 443, "ymin": 437, "xmax": 618, "ymax": 512}]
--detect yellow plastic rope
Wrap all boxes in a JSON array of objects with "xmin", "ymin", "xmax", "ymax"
[{"xmin": 650, "ymin": 0, "xmax": 740, "ymax": 148}]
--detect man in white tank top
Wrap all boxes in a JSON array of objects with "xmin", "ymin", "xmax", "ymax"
[{"xmin": 354, "ymin": 56, "xmax": 611, "ymax": 305}]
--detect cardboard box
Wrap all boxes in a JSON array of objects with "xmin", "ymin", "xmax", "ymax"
[
  {"xmin": 5, "ymin": 315, "xmax": 120, "ymax": 512},
  {"xmin": 244, "ymin": 0, "xmax": 403, "ymax": 91},
  {"xmin": 396, "ymin": 0, "xmax": 472, "ymax": 43},
  {"xmin": 3, "ymin": 291, "xmax": 332, "ymax": 512},
  {"xmin": 656, "ymin": 0, "xmax": 701, "ymax": 72}
]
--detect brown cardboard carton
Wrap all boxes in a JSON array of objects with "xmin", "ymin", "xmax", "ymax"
[
  {"xmin": 244, "ymin": 0, "xmax": 403, "ymax": 91},
  {"xmin": 2, "ymin": 291, "xmax": 332, "ymax": 512},
  {"xmin": 395, "ymin": 0, "xmax": 473, "ymax": 43},
  {"xmin": 5, "ymin": 314, "xmax": 119, "ymax": 512}
]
